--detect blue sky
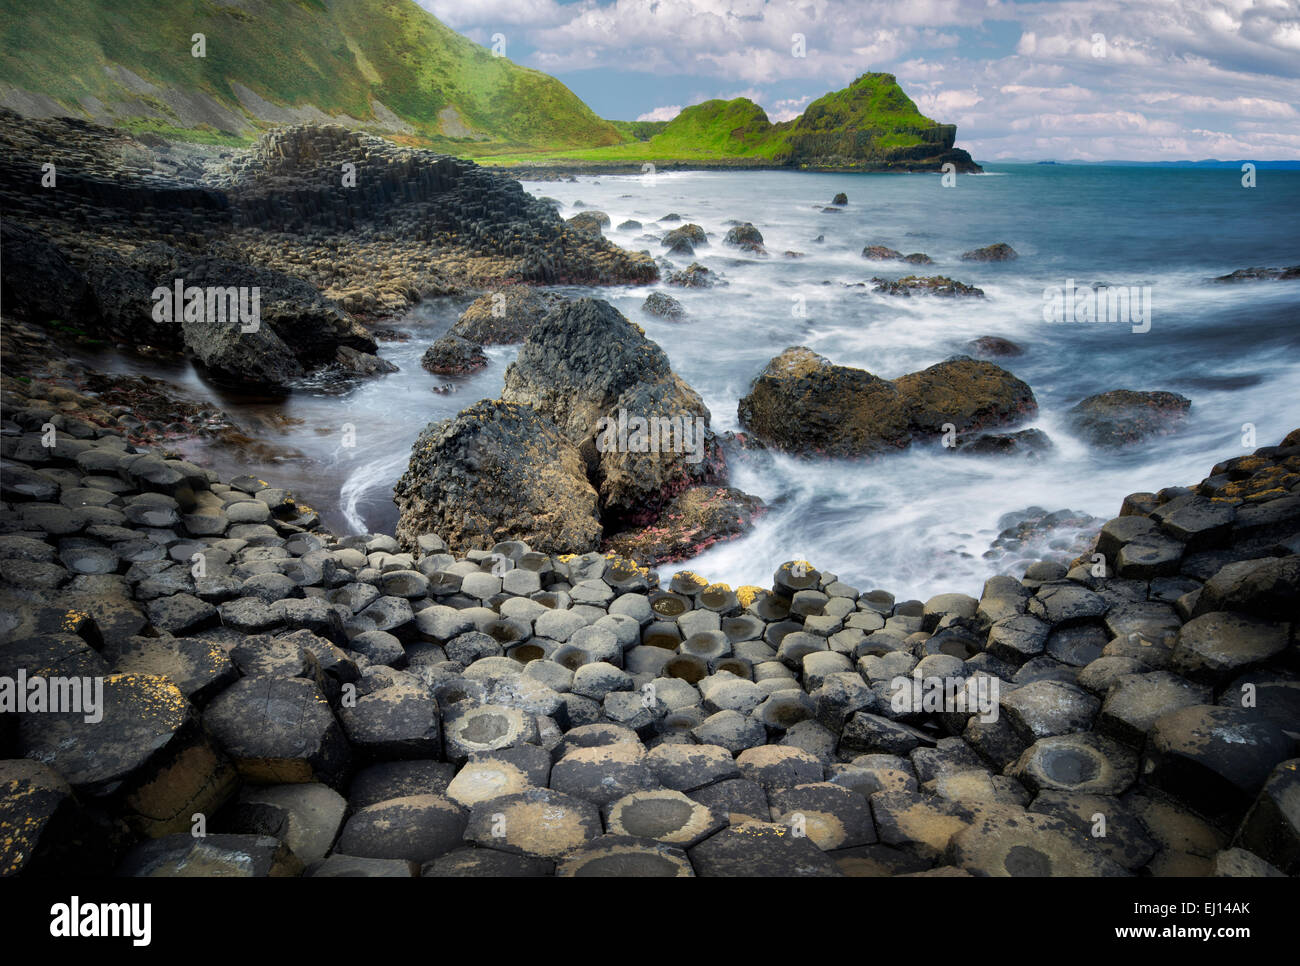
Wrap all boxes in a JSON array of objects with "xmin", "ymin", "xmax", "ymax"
[{"xmin": 418, "ymin": 0, "xmax": 1300, "ymax": 161}]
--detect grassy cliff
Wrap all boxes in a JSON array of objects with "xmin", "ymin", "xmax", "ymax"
[
  {"xmin": 489, "ymin": 74, "xmax": 976, "ymax": 171},
  {"xmin": 0, "ymin": 0, "xmax": 625, "ymax": 152}
]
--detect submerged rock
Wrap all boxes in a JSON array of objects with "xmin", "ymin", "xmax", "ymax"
[
  {"xmin": 872, "ymin": 275, "xmax": 984, "ymax": 297},
  {"xmin": 1066, "ymin": 390, "xmax": 1191, "ymax": 447},
  {"xmin": 642, "ymin": 291, "xmax": 685, "ymax": 320}
]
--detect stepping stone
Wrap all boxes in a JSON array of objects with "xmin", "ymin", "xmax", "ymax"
[
  {"xmin": 869, "ymin": 790, "xmax": 972, "ymax": 862},
  {"xmin": 688, "ymin": 778, "xmax": 770, "ymax": 826},
  {"xmin": 769, "ymin": 782, "xmax": 877, "ymax": 849},
  {"xmin": 688, "ymin": 822, "xmax": 841, "ymax": 877},
  {"xmin": 465, "ymin": 788, "xmax": 602, "ymax": 858},
  {"xmin": 442, "ymin": 704, "xmax": 538, "ymax": 762},
  {"xmin": 947, "ymin": 809, "xmax": 1128, "ymax": 876},
  {"xmin": 1235, "ymin": 759, "xmax": 1300, "ymax": 875},
  {"xmin": 338, "ymin": 679, "xmax": 441, "ymax": 759},
  {"xmin": 841, "ymin": 713, "xmax": 938, "ymax": 756},
  {"xmin": 1144, "ymin": 705, "xmax": 1291, "ymax": 822},
  {"xmin": 604, "ymin": 789, "xmax": 724, "ymax": 846},
  {"xmin": 335, "ymin": 794, "xmax": 467, "ymax": 863},
  {"xmin": 422, "ymin": 847, "xmax": 552, "ymax": 877},
  {"xmin": 550, "ymin": 741, "xmax": 660, "ymax": 806},
  {"xmin": 1029, "ymin": 791, "xmax": 1157, "ymax": 871},
  {"xmin": 348, "ymin": 760, "xmax": 456, "ymax": 809},
  {"xmin": 230, "ymin": 783, "xmax": 348, "ymax": 865},
  {"xmin": 1097, "ymin": 671, "xmax": 1211, "ymax": 745},
  {"xmin": 1000, "ymin": 680, "xmax": 1099, "ymax": 742},
  {"xmin": 646, "ymin": 743, "xmax": 740, "ymax": 791},
  {"xmin": 110, "ymin": 634, "xmax": 237, "ymax": 704},
  {"xmin": 117, "ymin": 833, "xmax": 303, "ymax": 877},
  {"xmin": 308, "ymin": 854, "xmax": 417, "ymax": 877},
  {"xmin": 1009, "ymin": 732, "xmax": 1138, "ymax": 795},
  {"xmin": 145, "ymin": 592, "xmax": 217, "ymax": 634},
  {"xmin": 985, "ymin": 614, "xmax": 1049, "ymax": 664},
  {"xmin": 558, "ymin": 835, "xmax": 694, "ymax": 876},
  {"xmin": 736, "ymin": 745, "xmax": 824, "ymax": 790},
  {"xmin": 1171, "ymin": 611, "xmax": 1289, "ymax": 683},
  {"xmin": 205, "ymin": 675, "xmax": 351, "ymax": 787},
  {"xmin": 446, "ymin": 745, "xmax": 551, "ymax": 808}
]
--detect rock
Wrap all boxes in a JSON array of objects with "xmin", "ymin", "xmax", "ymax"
[
  {"xmin": 723, "ymin": 223, "xmax": 765, "ymax": 254},
  {"xmin": 1000, "ymin": 680, "xmax": 1099, "ymax": 741},
  {"xmin": 960, "ymin": 243, "xmax": 1018, "ymax": 262},
  {"xmin": 688, "ymin": 822, "xmax": 841, "ymax": 876},
  {"xmin": 1009, "ymin": 732, "xmax": 1138, "ymax": 796},
  {"xmin": 0, "ymin": 222, "xmax": 99, "ymax": 327},
  {"xmin": 1144, "ymin": 706, "xmax": 1292, "ymax": 822},
  {"xmin": 872, "ymin": 276, "xmax": 984, "ymax": 297},
  {"xmin": 465, "ymin": 788, "xmax": 602, "ymax": 858},
  {"xmin": 604, "ymin": 789, "xmax": 724, "ymax": 847},
  {"xmin": 769, "ymin": 782, "xmax": 877, "ymax": 849},
  {"xmin": 335, "ymin": 794, "xmax": 466, "ymax": 863},
  {"xmin": 442, "ymin": 703, "xmax": 539, "ymax": 762},
  {"xmin": 420, "ymin": 334, "xmax": 487, "ymax": 376},
  {"xmin": 869, "ymin": 790, "xmax": 972, "ymax": 862},
  {"xmin": 1066, "ymin": 390, "xmax": 1191, "ymax": 447},
  {"xmin": 566, "ymin": 210, "xmax": 610, "ymax": 235},
  {"xmin": 737, "ymin": 347, "xmax": 912, "ymax": 457},
  {"xmin": 665, "ymin": 263, "xmax": 722, "ymax": 288},
  {"xmin": 117, "ymin": 833, "xmax": 303, "ymax": 877},
  {"xmin": 1195, "ymin": 556, "xmax": 1300, "ymax": 622},
  {"xmin": 893, "ymin": 357, "xmax": 1037, "ymax": 439},
  {"xmin": 338, "ymin": 678, "xmax": 441, "ymax": 759},
  {"xmin": 204, "ymin": 675, "xmax": 350, "ymax": 786},
  {"xmin": 948, "ymin": 810, "xmax": 1129, "ymax": 876},
  {"xmin": 642, "ymin": 291, "xmax": 685, "ymax": 320},
  {"xmin": 348, "ymin": 760, "xmax": 455, "ymax": 809},
  {"xmin": 556, "ymin": 835, "xmax": 694, "ymax": 876},
  {"xmin": 450, "ymin": 286, "xmax": 553, "ymax": 344},
  {"xmin": 965, "ymin": 336, "xmax": 1025, "ymax": 358},
  {"xmin": 1235, "ymin": 759, "xmax": 1300, "ymax": 874},
  {"xmin": 953, "ymin": 428, "xmax": 1052, "ymax": 458},
  {"xmin": 424, "ymin": 848, "xmax": 552, "ymax": 877},
  {"xmin": 831, "ymin": 193, "xmax": 848, "ymax": 205},
  {"xmin": 550, "ymin": 741, "xmax": 660, "ymax": 806},
  {"xmin": 603, "ymin": 486, "xmax": 764, "ymax": 565},
  {"xmin": 394, "ymin": 399, "xmax": 601, "ymax": 555},
  {"xmin": 230, "ymin": 783, "xmax": 348, "ymax": 866},
  {"xmin": 0, "ymin": 759, "xmax": 113, "ymax": 876},
  {"xmin": 1097, "ymin": 671, "xmax": 1211, "ymax": 745},
  {"xmin": 1171, "ymin": 611, "xmax": 1289, "ymax": 683},
  {"xmin": 1211, "ymin": 265, "xmax": 1300, "ymax": 283}
]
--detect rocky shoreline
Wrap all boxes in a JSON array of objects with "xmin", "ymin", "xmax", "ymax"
[{"xmin": 2, "ymin": 367, "xmax": 1297, "ymax": 874}]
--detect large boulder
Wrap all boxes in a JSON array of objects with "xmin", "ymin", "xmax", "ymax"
[
  {"xmin": 892, "ymin": 356, "xmax": 1038, "ymax": 438},
  {"xmin": 449, "ymin": 286, "xmax": 556, "ymax": 345},
  {"xmin": 393, "ymin": 398, "xmax": 602, "ymax": 554},
  {"xmin": 501, "ymin": 297, "xmax": 726, "ymax": 519},
  {"xmin": 737, "ymin": 347, "xmax": 913, "ymax": 458},
  {"xmin": 1066, "ymin": 390, "xmax": 1191, "ymax": 447},
  {"xmin": 738, "ymin": 349, "xmax": 1037, "ymax": 456}
]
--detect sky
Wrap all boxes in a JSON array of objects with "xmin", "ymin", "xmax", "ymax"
[{"xmin": 417, "ymin": 0, "xmax": 1300, "ymax": 161}]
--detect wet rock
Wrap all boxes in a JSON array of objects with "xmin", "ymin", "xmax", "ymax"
[
  {"xmin": 688, "ymin": 822, "xmax": 841, "ymax": 876},
  {"xmin": 1066, "ymin": 390, "xmax": 1191, "ymax": 447},
  {"xmin": 1171, "ymin": 611, "xmax": 1289, "ymax": 683},
  {"xmin": 872, "ymin": 275, "xmax": 984, "ymax": 297},
  {"xmin": 642, "ymin": 291, "xmax": 685, "ymax": 320},
  {"xmin": 420, "ymin": 334, "xmax": 487, "ymax": 376},
  {"xmin": 394, "ymin": 399, "xmax": 601, "ymax": 555},
  {"xmin": 1010, "ymin": 732, "xmax": 1138, "ymax": 796},
  {"xmin": 450, "ymin": 286, "xmax": 553, "ymax": 345},
  {"xmin": 960, "ymin": 243, "xmax": 1018, "ymax": 262}
]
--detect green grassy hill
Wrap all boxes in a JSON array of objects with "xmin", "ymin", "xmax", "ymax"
[
  {"xmin": 0, "ymin": 0, "xmax": 625, "ymax": 152},
  {"xmin": 491, "ymin": 73, "xmax": 973, "ymax": 170}
]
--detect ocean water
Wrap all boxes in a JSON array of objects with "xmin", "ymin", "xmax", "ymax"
[{"xmin": 143, "ymin": 164, "xmax": 1300, "ymax": 601}]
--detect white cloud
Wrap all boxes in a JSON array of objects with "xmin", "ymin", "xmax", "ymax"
[
  {"xmin": 415, "ymin": 0, "xmax": 1300, "ymax": 160},
  {"xmin": 637, "ymin": 104, "xmax": 683, "ymax": 121}
]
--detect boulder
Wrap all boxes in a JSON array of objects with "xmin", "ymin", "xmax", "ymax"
[
  {"xmin": 961, "ymin": 243, "xmax": 1018, "ymax": 262},
  {"xmin": 393, "ymin": 399, "xmax": 602, "ymax": 555},
  {"xmin": 893, "ymin": 357, "xmax": 1038, "ymax": 438},
  {"xmin": 737, "ymin": 347, "xmax": 912, "ymax": 458},
  {"xmin": 449, "ymin": 286, "xmax": 554, "ymax": 344},
  {"xmin": 1066, "ymin": 390, "xmax": 1191, "ymax": 447},
  {"xmin": 420, "ymin": 334, "xmax": 487, "ymax": 376}
]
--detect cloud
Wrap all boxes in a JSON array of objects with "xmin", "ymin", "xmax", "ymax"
[
  {"xmin": 637, "ymin": 104, "xmax": 684, "ymax": 121},
  {"xmin": 415, "ymin": 0, "xmax": 1300, "ymax": 160}
]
